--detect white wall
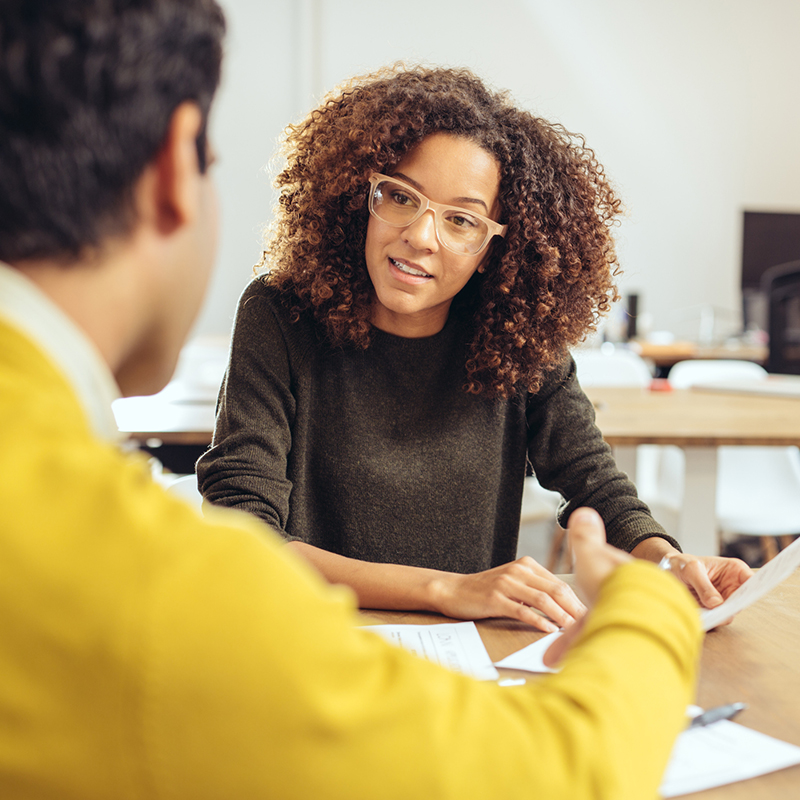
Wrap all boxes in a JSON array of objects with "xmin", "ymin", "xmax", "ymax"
[{"xmin": 194, "ymin": 0, "xmax": 800, "ymax": 343}]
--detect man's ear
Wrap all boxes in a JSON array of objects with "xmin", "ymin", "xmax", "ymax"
[{"xmin": 141, "ymin": 101, "xmax": 205, "ymax": 235}]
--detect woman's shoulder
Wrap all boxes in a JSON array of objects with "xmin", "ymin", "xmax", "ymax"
[
  {"xmin": 236, "ymin": 277, "xmax": 306, "ymax": 329},
  {"xmin": 239, "ymin": 276, "xmax": 290, "ymax": 312},
  {"xmin": 523, "ymin": 351, "xmax": 577, "ymax": 404},
  {"xmin": 231, "ymin": 277, "xmax": 318, "ymax": 351}
]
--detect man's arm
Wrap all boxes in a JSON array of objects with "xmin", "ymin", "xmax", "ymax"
[{"xmin": 143, "ymin": 504, "xmax": 702, "ymax": 800}]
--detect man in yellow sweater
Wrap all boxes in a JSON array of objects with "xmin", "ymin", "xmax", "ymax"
[{"xmin": 0, "ymin": 1, "xmax": 702, "ymax": 797}]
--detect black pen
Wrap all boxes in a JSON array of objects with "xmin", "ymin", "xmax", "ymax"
[{"xmin": 689, "ymin": 702, "xmax": 747, "ymax": 728}]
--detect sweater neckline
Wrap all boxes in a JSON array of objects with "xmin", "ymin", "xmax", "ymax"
[{"xmin": 370, "ymin": 312, "xmax": 464, "ymax": 350}]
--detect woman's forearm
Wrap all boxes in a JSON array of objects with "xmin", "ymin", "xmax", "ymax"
[
  {"xmin": 286, "ymin": 541, "xmax": 446, "ymax": 612},
  {"xmin": 631, "ymin": 535, "xmax": 680, "ymax": 563},
  {"xmin": 286, "ymin": 540, "xmax": 584, "ymax": 629}
]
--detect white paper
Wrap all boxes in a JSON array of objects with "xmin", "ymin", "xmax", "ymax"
[
  {"xmin": 492, "ymin": 630, "xmax": 562, "ymax": 673},
  {"xmin": 661, "ymin": 710, "xmax": 800, "ymax": 796},
  {"xmin": 363, "ymin": 621, "xmax": 499, "ymax": 681},
  {"xmin": 701, "ymin": 534, "xmax": 800, "ymax": 630}
]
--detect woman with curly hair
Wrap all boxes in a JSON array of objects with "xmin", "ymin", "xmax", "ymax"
[{"xmin": 197, "ymin": 65, "xmax": 751, "ymax": 628}]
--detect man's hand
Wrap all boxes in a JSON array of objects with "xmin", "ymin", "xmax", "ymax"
[
  {"xmin": 569, "ymin": 507, "xmax": 632, "ymax": 604},
  {"xmin": 544, "ymin": 507, "xmax": 631, "ymax": 665}
]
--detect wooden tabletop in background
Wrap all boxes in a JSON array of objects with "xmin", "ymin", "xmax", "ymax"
[{"xmin": 585, "ymin": 386, "xmax": 800, "ymax": 448}]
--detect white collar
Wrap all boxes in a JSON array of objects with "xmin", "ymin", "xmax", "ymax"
[{"xmin": 0, "ymin": 261, "xmax": 122, "ymax": 441}]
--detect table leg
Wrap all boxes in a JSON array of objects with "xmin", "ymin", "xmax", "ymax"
[{"xmin": 678, "ymin": 447, "xmax": 719, "ymax": 556}]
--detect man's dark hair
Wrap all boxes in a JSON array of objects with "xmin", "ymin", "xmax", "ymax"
[{"xmin": 0, "ymin": 0, "xmax": 225, "ymax": 262}]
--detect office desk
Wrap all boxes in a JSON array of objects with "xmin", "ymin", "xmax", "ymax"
[
  {"xmin": 361, "ymin": 569, "xmax": 800, "ymax": 798},
  {"xmin": 584, "ymin": 386, "xmax": 800, "ymax": 556}
]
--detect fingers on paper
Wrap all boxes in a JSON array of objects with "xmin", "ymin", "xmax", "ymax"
[
  {"xmin": 543, "ymin": 618, "xmax": 585, "ymax": 667},
  {"xmin": 709, "ymin": 557, "xmax": 754, "ymax": 600},
  {"xmin": 508, "ymin": 559, "xmax": 586, "ymax": 626},
  {"xmin": 677, "ymin": 558, "xmax": 724, "ymax": 608}
]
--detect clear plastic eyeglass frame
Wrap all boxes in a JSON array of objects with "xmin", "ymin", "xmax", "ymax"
[{"xmin": 367, "ymin": 173, "xmax": 507, "ymax": 256}]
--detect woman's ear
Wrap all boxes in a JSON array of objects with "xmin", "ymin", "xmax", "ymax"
[{"xmin": 476, "ymin": 240, "xmax": 498, "ymax": 274}]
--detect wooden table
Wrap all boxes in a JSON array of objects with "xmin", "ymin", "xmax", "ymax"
[
  {"xmin": 584, "ymin": 386, "xmax": 800, "ymax": 556},
  {"xmin": 630, "ymin": 341, "xmax": 768, "ymax": 371},
  {"xmin": 360, "ymin": 569, "xmax": 800, "ymax": 798}
]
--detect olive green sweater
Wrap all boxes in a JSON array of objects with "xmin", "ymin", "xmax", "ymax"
[{"xmin": 197, "ymin": 280, "xmax": 676, "ymax": 572}]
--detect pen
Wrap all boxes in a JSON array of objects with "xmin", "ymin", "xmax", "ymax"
[{"xmin": 689, "ymin": 702, "xmax": 747, "ymax": 728}]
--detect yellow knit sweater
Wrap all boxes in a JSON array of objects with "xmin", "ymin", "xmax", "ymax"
[{"xmin": 0, "ymin": 317, "xmax": 702, "ymax": 799}]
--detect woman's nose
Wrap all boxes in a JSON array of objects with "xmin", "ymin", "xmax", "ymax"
[{"xmin": 402, "ymin": 209, "xmax": 439, "ymax": 252}]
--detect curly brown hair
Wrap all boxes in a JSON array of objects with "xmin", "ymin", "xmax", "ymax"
[{"xmin": 262, "ymin": 64, "xmax": 622, "ymax": 398}]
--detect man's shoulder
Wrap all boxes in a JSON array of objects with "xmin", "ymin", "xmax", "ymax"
[{"xmin": 0, "ymin": 319, "xmax": 88, "ymax": 438}]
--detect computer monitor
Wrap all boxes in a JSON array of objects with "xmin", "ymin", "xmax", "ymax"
[{"xmin": 741, "ymin": 210, "xmax": 800, "ymax": 330}]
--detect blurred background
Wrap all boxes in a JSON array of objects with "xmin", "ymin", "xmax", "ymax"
[
  {"xmin": 197, "ymin": 0, "xmax": 800, "ymax": 347},
  {"xmin": 119, "ymin": 0, "xmax": 800, "ymax": 566}
]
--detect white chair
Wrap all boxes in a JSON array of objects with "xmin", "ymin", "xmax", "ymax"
[
  {"xmin": 668, "ymin": 359, "xmax": 767, "ymax": 388},
  {"xmin": 571, "ymin": 344, "xmax": 654, "ymax": 388},
  {"xmin": 173, "ymin": 336, "xmax": 229, "ymax": 392},
  {"xmin": 658, "ymin": 360, "xmax": 800, "ymax": 562},
  {"xmin": 520, "ymin": 345, "xmax": 655, "ymax": 570},
  {"xmin": 518, "ymin": 477, "xmax": 564, "ymax": 569},
  {"xmin": 165, "ymin": 473, "xmax": 204, "ymax": 512},
  {"xmin": 572, "ymin": 344, "xmax": 659, "ymax": 496}
]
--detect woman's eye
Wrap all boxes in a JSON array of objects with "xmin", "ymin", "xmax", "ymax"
[
  {"xmin": 390, "ymin": 190, "xmax": 415, "ymax": 206},
  {"xmin": 448, "ymin": 213, "xmax": 478, "ymax": 229}
]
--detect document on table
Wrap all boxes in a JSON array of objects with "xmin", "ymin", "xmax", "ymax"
[
  {"xmin": 493, "ymin": 629, "xmax": 561, "ymax": 673},
  {"xmin": 660, "ymin": 707, "xmax": 800, "ymax": 796},
  {"xmin": 363, "ymin": 621, "xmax": 499, "ymax": 681},
  {"xmin": 701, "ymin": 533, "xmax": 800, "ymax": 630},
  {"xmin": 494, "ymin": 534, "xmax": 800, "ymax": 667}
]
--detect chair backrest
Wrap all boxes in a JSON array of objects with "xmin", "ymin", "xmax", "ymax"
[
  {"xmin": 171, "ymin": 336, "xmax": 230, "ymax": 400},
  {"xmin": 165, "ymin": 473, "xmax": 203, "ymax": 511},
  {"xmin": 664, "ymin": 358, "xmax": 800, "ymax": 536},
  {"xmin": 571, "ymin": 347, "xmax": 652, "ymax": 387},
  {"xmin": 762, "ymin": 260, "xmax": 800, "ymax": 375},
  {"xmin": 571, "ymin": 346, "xmax": 656, "ymax": 503},
  {"xmin": 668, "ymin": 359, "xmax": 767, "ymax": 389}
]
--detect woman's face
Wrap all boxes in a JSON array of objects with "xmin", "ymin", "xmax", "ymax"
[{"xmin": 364, "ymin": 132, "xmax": 501, "ymax": 338}]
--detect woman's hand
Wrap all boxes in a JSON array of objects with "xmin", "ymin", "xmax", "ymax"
[
  {"xmin": 658, "ymin": 552, "xmax": 753, "ymax": 609},
  {"xmin": 429, "ymin": 556, "xmax": 587, "ymax": 633},
  {"xmin": 631, "ymin": 537, "xmax": 753, "ymax": 614}
]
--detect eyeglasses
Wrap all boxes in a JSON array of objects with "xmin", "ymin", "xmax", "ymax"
[{"xmin": 367, "ymin": 173, "xmax": 507, "ymax": 256}]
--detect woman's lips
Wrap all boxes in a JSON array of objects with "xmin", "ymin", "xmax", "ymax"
[{"xmin": 389, "ymin": 257, "xmax": 432, "ymax": 282}]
